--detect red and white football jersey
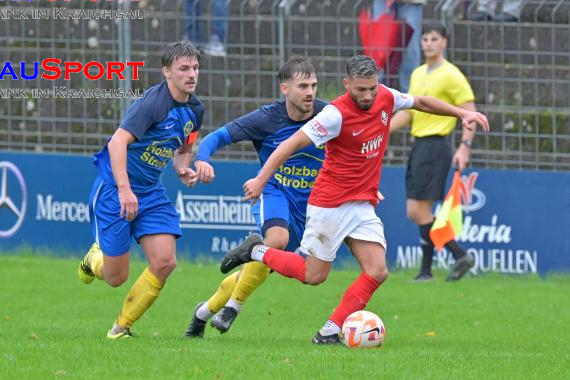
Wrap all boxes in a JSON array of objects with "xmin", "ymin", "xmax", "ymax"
[{"xmin": 301, "ymin": 85, "xmax": 413, "ymax": 207}]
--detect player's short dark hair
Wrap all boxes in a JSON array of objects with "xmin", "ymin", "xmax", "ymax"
[
  {"xmin": 422, "ymin": 22, "xmax": 448, "ymax": 39},
  {"xmin": 161, "ymin": 40, "xmax": 201, "ymax": 67},
  {"xmin": 278, "ymin": 56, "xmax": 316, "ymax": 82},
  {"xmin": 346, "ymin": 55, "xmax": 379, "ymax": 79}
]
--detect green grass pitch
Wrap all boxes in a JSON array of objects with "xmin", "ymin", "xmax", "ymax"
[{"xmin": 1, "ymin": 254, "xmax": 569, "ymax": 379}]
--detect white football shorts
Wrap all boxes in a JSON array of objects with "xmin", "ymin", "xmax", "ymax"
[{"xmin": 299, "ymin": 201, "xmax": 387, "ymax": 262}]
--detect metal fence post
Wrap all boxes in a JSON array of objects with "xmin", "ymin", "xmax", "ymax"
[
  {"xmin": 278, "ymin": 0, "xmax": 295, "ymax": 65},
  {"xmin": 117, "ymin": 0, "xmax": 133, "ymax": 116}
]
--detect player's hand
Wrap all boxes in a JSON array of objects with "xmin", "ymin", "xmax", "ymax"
[
  {"xmin": 194, "ymin": 160, "xmax": 215, "ymax": 183},
  {"xmin": 243, "ymin": 177, "xmax": 263, "ymax": 204},
  {"xmin": 177, "ymin": 167, "xmax": 199, "ymax": 188},
  {"xmin": 453, "ymin": 144, "xmax": 470, "ymax": 172},
  {"xmin": 377, "ymin": 191, "xmax": 385, "ymax": 202},
  {"xmin": 461, "ymin": 111, "xmax": 490, "ymax": 132},
  {"xmin": 118, "ymin": 187, "xmax": 138, "ymax": 222}
]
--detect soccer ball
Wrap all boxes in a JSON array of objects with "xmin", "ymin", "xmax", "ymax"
[{"xmin": 341, "ymin": 310, "xmax": 386, "ymax": 348}]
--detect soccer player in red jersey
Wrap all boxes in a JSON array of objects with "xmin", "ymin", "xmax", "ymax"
[{"xmin": 220, "ymin": 55, "xmax": 489, "ymax": 344}]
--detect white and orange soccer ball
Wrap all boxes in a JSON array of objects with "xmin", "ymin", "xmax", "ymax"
[{"xmin": 341, "ymin": 310, "xmax": 386, "ymax": 348}]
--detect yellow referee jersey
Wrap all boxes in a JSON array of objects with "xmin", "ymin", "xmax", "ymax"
[{"xmin": 408, "ymin": 60, "xmax": 475, "ymax": 137}]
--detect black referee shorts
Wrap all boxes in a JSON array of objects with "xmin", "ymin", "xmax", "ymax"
[{"xmin": 405, "ymin": 135, "xmax": 452, "ymax": 201}]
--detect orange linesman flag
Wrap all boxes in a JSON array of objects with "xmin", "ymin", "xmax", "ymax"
[{"xmin": 430, "ymin": 171, "xmax": 464, "ymax": 251}]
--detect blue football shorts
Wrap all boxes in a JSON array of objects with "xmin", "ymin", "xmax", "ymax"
[
  {"xmin": 251, "ymin": 183, "xmax": 306, "ymax": 252},
  {"xmin": 88, "ymin": 176, "xmax": 181, "ymax": 256}
]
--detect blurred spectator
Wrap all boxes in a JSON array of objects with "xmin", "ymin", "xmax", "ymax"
[
  {"xmin": 469, "ymin": 0, "xmax": 523, "ymax": 22},
  {"xmin": 372, "ymin": 0, "xmax": 426, "ymax": 93},
  {"xmin": 185, "ymin": 0, "xmax": 229, "ymax": 57}
]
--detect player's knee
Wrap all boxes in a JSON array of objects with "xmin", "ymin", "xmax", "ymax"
[
  {"xmin": 152, "ymin": 256, "xmax": 177, "ymax": 277},
  {"xmin": 367, "ymin": 268, "xmax": 389, "ymax": 284},
  {"xmin": 406, "ymin": 208, "xmax": 420, "ymax": 224},
  {"xmin": 166, "ymin": 256, "xmax": 177, "ymax": 271},
  {"xmin": 304, "ymin": 271, "xmax": 328, "ymax": 285},
  {"xmin": 265, "ymin": 234, "xmax": 289, "ymax": 250},
  {"xmin": 103, "ymin": 266, "xmax": 129, "ymax": 287},
  {"xmin": 106, "ymin": 273, "xmax": 128, "ymax": 287}
]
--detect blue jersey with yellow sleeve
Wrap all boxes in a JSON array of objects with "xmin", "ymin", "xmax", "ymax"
[{"xmin": 94, "ymin": 82, "xmax": 204, "ymax": 189}]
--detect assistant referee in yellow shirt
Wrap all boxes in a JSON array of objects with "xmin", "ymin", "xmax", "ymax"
[{"xmin": 390, "ymin": 22, "xmax": 478, "ymax": 282}]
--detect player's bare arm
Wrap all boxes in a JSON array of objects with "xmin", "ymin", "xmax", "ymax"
[
  {"xmin": 173, "ymin": 143, "xmax": 199, "ymax": 188},
  {"xmin": 453, "ymin": 102, "xmax": 477, "ymax": 171},
  {"xmin": 412, "ymin": 95, "xmax": 490, "ymax": 132},
  {"xmin": 108, "ymin": 128, "xmax": 138, "ymax": 221},
  {"xmin": 243, "ymin": 129, "xmax": 313, "ymax": 203},
  {"xmin": 389, "ymin": 110, "xmax": 412, "ymax": 134}
]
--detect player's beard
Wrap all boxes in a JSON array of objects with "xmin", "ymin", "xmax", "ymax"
[
  {"xmin": 350, "ymin": 92, "xmax": 373, "ymax": 110},
  {"xmin": 294, "ymin": 99, "xmax": 314, "ymax": 115}
]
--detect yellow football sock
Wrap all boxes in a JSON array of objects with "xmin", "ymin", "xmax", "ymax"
[
  {"xmin": 116, "ymin": 267, "xmax": 164, "ymax": 329},
  {"xmin": 206, "ymin": 271, "xmax": 239, "ymax": 314},
  {"xmin": 231, "ymin": 261, "xmax": 271, "ymax": 304},
  {"xmin": 88, "ymin": 243, "xmax": 104, "ymax": 280}
]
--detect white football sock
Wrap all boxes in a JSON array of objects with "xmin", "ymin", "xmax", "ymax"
[
  {"xmin": 251, "ymin": 245, "xmax": 269, "ymax": 262},
  {"xmin": 319, "ymin": 320, "xmax": 341, "ymax": 336},
  {"xmin": 226, "ymin": 298, "xmax": 242, "ymax": 313},
  {"xmin": 196, "ymin": 303, "xmax": 214, "ymax": 321}
]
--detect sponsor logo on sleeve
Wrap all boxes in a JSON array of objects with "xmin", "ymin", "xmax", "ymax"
[{"xmin": 308, "ymin": 119, "xmax": 328, "ymax": 137}]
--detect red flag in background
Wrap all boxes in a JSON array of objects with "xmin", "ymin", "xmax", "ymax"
[{"xmin": 358, "ymin": 8, "xmax": 413, "ymax": 84}]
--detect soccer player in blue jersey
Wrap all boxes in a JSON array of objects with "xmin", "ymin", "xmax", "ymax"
[
  {"xmin": 77, "ymin": 40, "xmax": 205, "ymax": 339},
  {"xmin": 184, "ymin": 57, "xmax": 326, "ymax": 337}
]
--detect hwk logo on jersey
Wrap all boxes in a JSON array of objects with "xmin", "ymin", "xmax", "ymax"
[
  {"xmin": 361, "ymin": 135, "xmax": 384, "ymax": 154},
  {"xmin": 459, "ymin": 172, "xmax": 486, "ymax": 213},
  {"xmin": 381, "ymin": 110, "xmax": 388, "ymax": 126}
]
